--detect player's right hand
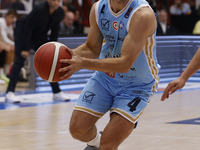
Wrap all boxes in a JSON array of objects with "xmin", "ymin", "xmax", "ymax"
[{"xmin": 59, "ymin": 49, "xmax": 83, "ymax": 80}]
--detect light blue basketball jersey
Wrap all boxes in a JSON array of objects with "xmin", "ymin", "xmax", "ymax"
[
  {"xmin": 95, "ymin": 0, "xmax": 160, "ymax": 93},
  {"xmin": 74, "ymin": 0, "xmax": 160, "ymax": 124}
]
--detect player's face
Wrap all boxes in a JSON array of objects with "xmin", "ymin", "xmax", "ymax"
[{"xmin": 47, "ymin": 0, "xmax": 61, "ymax": 11}]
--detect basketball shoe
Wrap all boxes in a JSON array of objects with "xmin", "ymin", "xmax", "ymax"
[
  {"xmin": 84, "ymin": 145, "xmax": 99, "ymax": 150},
  {"xmin": 53, "ymin": 91, "xmax": 70, "ymax": 102},
  {"xmin": 0, "ymin": 79, "xmax": 5, "ymax": 84},
  {"xmin": 84, "ymin": 131, "xmax": 102, "ymax": 150},
  {"xmin": 5, "ymin": 92, "xmax": 21, "ymax": 103},
  {"xmin": 0, "ymin": 74, "xmax": 10, "ymax": 83}
]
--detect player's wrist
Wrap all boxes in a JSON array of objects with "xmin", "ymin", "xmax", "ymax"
[
  {"xmin": 180, "ymin": 73, "xmax": 190, "ymax": 82},
  {"xmin": 81, "ymin": 57, "xmax": 88, "ymax": 69}
]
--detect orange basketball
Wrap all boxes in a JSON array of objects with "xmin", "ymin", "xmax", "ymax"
[{"xmin": 34, "ymin": 41, "xmax": 71, "ymax": 82}]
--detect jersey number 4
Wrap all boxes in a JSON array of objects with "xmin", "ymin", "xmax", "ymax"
[{"xmin": 127, "ymin": 97, "xmax": 141, "ymax": 112}]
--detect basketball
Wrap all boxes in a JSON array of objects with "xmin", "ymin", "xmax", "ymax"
[{"xmin": 33, "ymin": 41, "xmax": 71, "ymax": 82}]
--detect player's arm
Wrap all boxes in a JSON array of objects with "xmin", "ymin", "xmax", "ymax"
[
  {"xmin": 59, "ymin": 6, "xmax": 156, "ymax": 79},
  {"xmin": 161, "ymin": 47, "xmax": 200, "ymax": 101},
  {"xmin": 80, "ymin": 6, "xmax": 156, "ymax": 72},
  {"xmin": 73, "ymin": 3, "xmax": 103, "ymax": 59},
  {"xmin": 120, "ymin": 7, "xmax": 157, "ymax": 72}
]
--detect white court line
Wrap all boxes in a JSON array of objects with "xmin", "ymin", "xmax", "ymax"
[
  {"xmin": 1, "ymin": 128, "xmax": 200, "ymax": 140},
  {"xmin": 0, "ymin": 129, "xmax": 69, "ymax": 134},
  {"xmin": 0, "ymin": 93, "xmax": 80, "ymax": 103},
  {"xmin": 130, "ymin": 134, "xmax": 200, "ymax": 140}
]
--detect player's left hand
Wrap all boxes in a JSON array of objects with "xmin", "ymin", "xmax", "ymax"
[{"xmin": 59, "ymin": 49, "xmax": 83, "ymax": 80}]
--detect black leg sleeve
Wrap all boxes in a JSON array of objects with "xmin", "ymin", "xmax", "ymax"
[
  {"xmin": 50, "ymin": 82, "xmax": 61, "ymax": 94},
  {"xmin": 6, "ymin": 55, "xmax": 26, "ymax": 93}
]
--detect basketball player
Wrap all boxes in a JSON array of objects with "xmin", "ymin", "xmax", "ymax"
[
  {"xmin": 59, "ymin": 0, "xmax": 159, "ymax": 149},
  {"xmin": 161, "ymin": 47, "xmax": 200, "ymax": 101},
  {"xmin": 5, "ymin": 0, "xmax": 70, "ymax": 103}
]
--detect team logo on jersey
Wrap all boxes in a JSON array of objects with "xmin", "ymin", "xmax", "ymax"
[
  {"xmin": 120, "ymin": 21, "xmax": 125, "ymax": 30},
  {"xmin": 130, "ymin": 67, "xmax": 136, "ymax": 71},
  {"xmin": 104, "ymin": 34, "xmax": 115, "ymax": 44},
  {"xmin": 82, "ymin": 91, "xmax": 96, "ymax": 103},
  {"xmin": 117, "ymin": 74, "xmax": 136, "ymax": 81},
  {"xmin": 101, "ymin": 4, "xmax": 105, "ymax": 13},
  {"xmin": 112, "ymin": 21, "xmax": 118, "ymax": 31},
  {"xmin": 101, "ymin": 19, "xmax": 110, "ymax": 30},
  {"xmin": 105, "ymin": 72, "xmax": 115, "ymax": 78},
  {"xmin": 132, "ymin": 90, "xmax": 150, "ymax": 97},
  {"xmin": 124, "ymin": 7, "xmax": 133, "ymax": 18},
  {"xmin": 118, "ymin": 34, "xmax": 125, "ymax": 42}
]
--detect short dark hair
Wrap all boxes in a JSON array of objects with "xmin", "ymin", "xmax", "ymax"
[{"xmin": 6, "ymin": 9, "xmax": 18, "ymax": 16}]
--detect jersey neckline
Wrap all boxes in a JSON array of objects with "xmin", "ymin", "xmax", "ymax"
[{"xmin": 108, "ymin": 0, "xmax": 133, "ymax": 17}]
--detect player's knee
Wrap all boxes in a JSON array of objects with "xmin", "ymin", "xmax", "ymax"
[
  {"xmin": 69, "ymin": 121, "xmax": 82, "ymax": 139},
  {"xmin": 69, "ymin": 120, "xmax": 89, "ymax": 140}
]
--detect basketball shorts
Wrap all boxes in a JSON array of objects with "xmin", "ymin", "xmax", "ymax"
[{"xmin": 74, "ymin": 72, "xmax": 157, "ymax": 124}]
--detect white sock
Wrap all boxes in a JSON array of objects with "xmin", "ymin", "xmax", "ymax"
[{"xmin": 87, "ymin": 132, "xmax": 101, "ymax": 148}]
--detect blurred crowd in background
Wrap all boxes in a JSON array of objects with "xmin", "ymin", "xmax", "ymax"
[
  {"xmin": 1, "ymin": 0, "xmax": 200, "ymax": 37},
  {"xmin": 155, "ymin": 0, "xmax": 200, "ymax": 35},
  {"xmin": 0, "ymin": 0, "xmax": 200, "ymax": 85}
]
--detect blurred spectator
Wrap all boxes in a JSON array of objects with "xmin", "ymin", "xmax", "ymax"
[
  {"xmin": 62, "ymin": 0, "xmax": 75, "ymax": 12},
  {"xmin": 73, "ymin": 9, "xmax": 84, "ymax": 36},
  {"xmin": 170, "ymin": 0, "xmax": 191, "ymax": 15},
  {"xmin": 170, "ymin": 0, "xmax": 194, "ymax": 34},
  {"xmin": 157, "ymin": 9, "xmax": 178, "ymax": 35},
  {"xmin": 193, "ymin": 20, "xmax": 200, "ymax": 34},
  {"xmin": 5, "ymin": 0, "xmax": 70, "ymax": 103},
  {"xmin": 59, "ymin": 11, "xmax": 75, "ymax": 36},
  {"xmin": 0, "ymin": 9, "xmax": 17, "ymax": 83},
  {"xmin": 187, "ymin": 0, "xmax": 198, "ymax": 16},
  {"xmin": 62, "ymin": 0, "xmax": 70, "ymax": 6},
  {"xmin": 0, "ymin": 31, "xmax": 12, "ymax": 52},
  {"xmin": 187, "ymin": 0, "xmax": 200, "ymax": 32},
  {"xmin": 0, "ymin": 27, "xmax": 13, "ymax": 85},
  {"xmin": 62, "ymin": 4, "xmax": 68, "ymax": 13}
]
